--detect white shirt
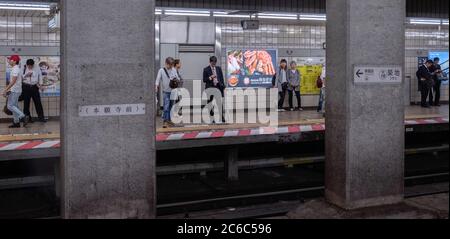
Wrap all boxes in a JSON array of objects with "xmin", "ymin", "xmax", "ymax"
[
  {"xmin": 22, "ymin": 66, "xmax": 43, "ymax": 85},
  {"xmin": 155, "ymin": 67, "xmax": 177, "ymax": 93},
  {"xmin": 9, "ymin": 65, "xmax": 22, "ymax": 93}
]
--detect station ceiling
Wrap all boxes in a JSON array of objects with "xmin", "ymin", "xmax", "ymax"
[
  {"xmin": 4, "ymin": 0, "xmax": 450, "ymax": 18},
  {"xmin": 156, "ymin": 0, "xmax": 448, "ymax": 18}
]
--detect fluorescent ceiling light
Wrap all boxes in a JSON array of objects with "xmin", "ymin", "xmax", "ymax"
[
  {"xmin": 155, "ymin": 9, "xmax": 162, "ymax": 15},
  {"xmin": 300, "ymin": 14, "xmax": 326, "ymax": 21},
  {"xmin": 0, "ymin": 3, "xmax": 51, "ymax": 11},
  {"xmin": 164, "ymin": 9, "xmax": 210, "ymax": 17},
  {"xmin": 165, "ymin": 12, "xmax": 210, "ymax": 17},
  {"xmin": 213, "ymin": 11, "xmax": 250, "ymax": 18},
  {"xmin": 409, "ymin": 18, "xmax": 442, "ymax": 25},
  {"xmin": 442, "ymin": 20, "xmax": 449, "ymax": 25},
  {"xmin": 165, "ymin": 9, "xmax": 209, "ymax": 14},
  {"xmin": 257, "ymin": 13, "xmax": 298, "ymax": 20}
]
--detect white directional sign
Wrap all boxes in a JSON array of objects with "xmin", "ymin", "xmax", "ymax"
[
  {"xmin": 79, "ymin": 104, "xmax": 146, "ymax": 117},
  {"xmin": 354, "ymin": 66, "xmax": 402, "ymax": 83}
]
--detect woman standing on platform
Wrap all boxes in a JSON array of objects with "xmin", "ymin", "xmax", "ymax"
[
  {"xmin": 2, "ymin": 55, "xmax": 29, "ymax": 128},
  {"xmin": 172, "ymin": 59, "xmax": 184, "ymax": 119},
  {"xmin": 275, "ymin": 59, "xmax": 288, "ymax": 111},
  {"xmin": 287, "ymin": 61, "xmax": 303, "ymax": 111}
]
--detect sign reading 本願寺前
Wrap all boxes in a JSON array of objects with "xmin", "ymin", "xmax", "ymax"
[
  {"xmin": 226, "ymin": 49, "xmax": 277, "ymax": 88},
  {"xmin": 79, "ymin": 104, "xmax": 146, "ymax": 117}
]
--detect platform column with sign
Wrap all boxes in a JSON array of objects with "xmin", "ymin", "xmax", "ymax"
[
  {"xmin": 60, "ymin": 0, "xmax": 156, "ymax": 218},
  {"xmin": 325, "ymin": 0, "xmax": 405, "ymax": 209}
]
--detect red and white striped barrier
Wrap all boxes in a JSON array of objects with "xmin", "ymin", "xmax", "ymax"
[
  {"xmin": 0, "ymin": 140, "xmax": 60, "ymax": 151},
  {"xmin": 0, "ymin": 117, "xmax": 448, "ymax": 152}
]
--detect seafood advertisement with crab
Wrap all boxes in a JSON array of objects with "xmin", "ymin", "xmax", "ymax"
[
  {"xmin": 4, "ymin": 56, "xmax": 60, "ymax": 97},
  {"xmin": 226, "ymin": 49, "xmax": 277, "ymax": 88}
]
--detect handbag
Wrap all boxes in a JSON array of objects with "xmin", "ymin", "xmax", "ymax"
[
  {"xmin": 272, "ymin": 73, "xmax": 276, "ymax": 86},
  {"xmin": 164, "ymin": 68, "xmax": 179, "ymax": 89},
  {"xmin": 3, "ymin": 104, "xmax": 12, "ymax": 115},
  {"xmin": 316, "ymin": 76, "xmax": 323, "ymax": 88},
  {"xmin": 3, "ymin": 94, "xmax": 12, "ymax": 116},
  {"xmin": 281, "ymin": 82, "xmax": 288, "ymax": 91}
]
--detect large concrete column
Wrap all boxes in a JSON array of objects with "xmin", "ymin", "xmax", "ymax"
[
  {"xmin": 325, "ymin": 0, "xmax": 405, "ymax": 209},
  {"xmin": 60, "ymin": 0, "xmax": 156, "ymax": 218}
]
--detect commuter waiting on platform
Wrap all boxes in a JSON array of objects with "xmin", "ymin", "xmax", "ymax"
[
  {"xmin": 429, "ymin": 57, "xmax": 443, "ymax": 106},
  {"xmin": 155, "ymin": 57, "xmax": 178, "ymax": 128},
  {"xmin": 22, "ymin": 59, "xmax": 46, "ymax": 123},
  {"xmin": 317, "ymin": 65, "xmax": 326, "ymax": 113},
  {"xmin": 416, "ymin": 60, "xmax": 434, "ymax": 108},
  {"xmin": 275, "ymin": 59, "xmax": 288, "ymax": 111},
  {"xmin": 172, "ymin": 59, "xmax": 184, "ymax": 118},
  {"xmin": 287, "ymin": 61, "xmax": 303, "ymax": 111},
  {"xmin": 2, "ymin": 55, "xmax": 29, "ymax": 128},
  {"xmin": 203, "ymin": 56, "xmax": 225, "ymax": 123}
]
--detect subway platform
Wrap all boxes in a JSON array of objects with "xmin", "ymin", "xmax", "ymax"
[{"xmin": 0, "ymin": 105, "xmax": 448, "ymax": 156}]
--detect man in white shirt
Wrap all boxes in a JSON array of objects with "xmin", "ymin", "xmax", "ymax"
[
  {"xmin": 22, "ymin": 59, "xmax": 46, "ymax": 123},
  {"xmin": 2, "ymin": 55, "xmax": 28, "ymax": 128},
  {"xmin": 155, "ymin": 57, "xmax": 177, "ymax": 128}
]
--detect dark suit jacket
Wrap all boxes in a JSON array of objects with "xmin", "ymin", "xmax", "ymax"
[
  {"xmin": 428, "ymin": 64, "xmax": 442, "ymax": 81},
  {"xmin": 203, "ymin": 65, "xmax": 225, "ymax": 95},
  {"xmin": 416, "ymin": 65, "xmax": 433, "ymax": 91}
]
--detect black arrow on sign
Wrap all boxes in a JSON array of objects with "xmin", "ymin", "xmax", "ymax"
[{"xmin": 356, "ymin": 69, "xmax": 363, "ymax": 78}]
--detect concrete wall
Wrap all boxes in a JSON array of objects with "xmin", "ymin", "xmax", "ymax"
[{"xmin": 60, "ymin": 0, "xmax": 156, "ymax": 219}]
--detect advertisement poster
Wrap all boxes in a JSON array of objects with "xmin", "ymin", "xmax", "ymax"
[
  {"xmin": 297, "ymin": 65, "xmax": 323, "ymax": 95},
  {"xmin": 5, "ymin": 56, "xmax": 60, "ymax": 97},
  {"xmin": 292, "ymin": 57, "xmax": 325, "ymax": 95},
  {"xmin": 226, "ymin": 49, "xmax": 277, "ymax": 88},
  {"xmin": 428, "ymin": 51, "xmax": 449, "ymax": 85}
]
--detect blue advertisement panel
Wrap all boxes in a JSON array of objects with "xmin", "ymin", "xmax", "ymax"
[{"xmin": 226, "ymin": 49, "xmax": 277, "ymax": 88}]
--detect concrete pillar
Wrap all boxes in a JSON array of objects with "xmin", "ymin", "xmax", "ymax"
[
  {"xmin": 325, "ymin": 0, "xmax": 405, "ymax": 209},
  {"xmin": 60, "ymin": 0, "xmax": 156, "ymax": 218}
]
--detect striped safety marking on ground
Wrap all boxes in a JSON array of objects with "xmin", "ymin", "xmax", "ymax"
[
  {"xmin": 0, "ymin": 140, "xmax": 59, "ymax": 152},
  {"xmin": 0, "ymin": 117, "xmax": 448, "ymax": 151}
]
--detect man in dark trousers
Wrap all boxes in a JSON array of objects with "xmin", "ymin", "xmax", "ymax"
[
  {"xmin": 416, "ymin": 60, "xmax": 434, "ymax": 108},
  {"xmin": 22, "ymin": 59, "xmax": 46, "ymax": 122},
  {"xmin": 429, "ymin": 57, "xmax": 442, "ymax": 106},
  {"xmin": 203, "ymin": 56, "xmax": 225, "ymax": 123}
]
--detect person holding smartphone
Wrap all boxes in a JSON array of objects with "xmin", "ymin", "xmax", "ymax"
[
  {"xmin": 429, "ymin": 57, "xmax": 443, "ymax": 106},
  {"xmin": 2, "ymin": 55, "xmax": 28, "ymax": 128},
  {"xmin": 22, "ymin": 59, "xmax": 46, "ymax": 122},
  {"xmin": 203, "ymin": 56, "xmax": 225, "ymax": 123}
]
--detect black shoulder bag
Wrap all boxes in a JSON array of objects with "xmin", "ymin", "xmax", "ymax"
[{"xmin": 164, "ymin": 68, "xmax": 179, "ymax": 89}]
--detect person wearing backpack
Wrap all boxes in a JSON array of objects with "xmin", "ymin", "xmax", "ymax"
[{"xmin": 155, "ymin": 57, "xmax": 178, "ymax": 128}]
